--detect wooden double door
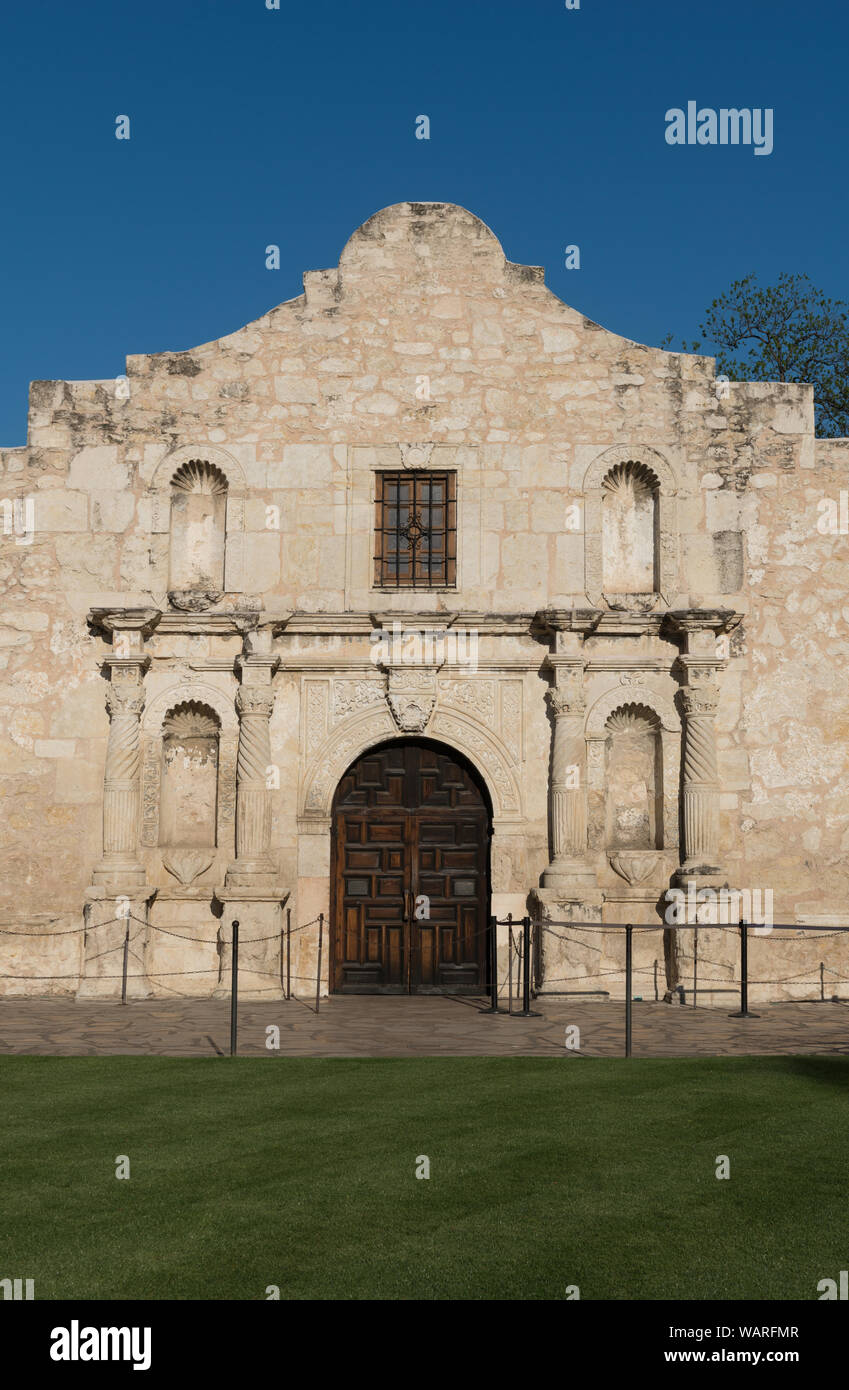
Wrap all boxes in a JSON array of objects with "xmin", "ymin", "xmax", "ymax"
[{"xmin": 331, "ymin": 740, "xmax": 491, "ymax": 994}]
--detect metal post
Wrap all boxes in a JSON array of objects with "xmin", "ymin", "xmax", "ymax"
[
  {"xmin": 693, "ymin": 925, "xmax": 699, "ymax": 1008},
  {"xmin": 516, "ymin": 917, "xmax": 540, "ymax": 1018},
  {"xmin": 315, "ymin": 912, "xmax": 323, "ymax": 1014},
  {"xmin": 121, "ymin": 922, "xmax": 130, "ymax": 1006},
  {"xmin": 480, "ymin": 916, "xmax": 500, "ymax": 1013},
  {"xmin": 508, "ymin": 913, "xmax": 514, "ymax": 1014},
  {"xmin": 820, "ymin": 961, "xmax": 825, "ymax": 1002},
  {"xmin": 731, "ymin": 918, "xmax": 759, "ymax": 1018},
  {"xmin": 653, "ymin": 958, "xmax": 658, "ymax": 1003},
  {"xmin": 229, "ymin": 919, "xmax": 239, "ymax": 1056},
  {"xmin": 625, "ymin": 924, "xmax": 633, "ymax": 1057},
  {"xmin": 286, "ymin": 907, "xmax": 291, "ymax": 1000}
]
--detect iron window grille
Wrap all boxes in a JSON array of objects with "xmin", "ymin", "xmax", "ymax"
[{"xmin": 374, "ymin": 471, "xmax": 457, "ymax": 588}]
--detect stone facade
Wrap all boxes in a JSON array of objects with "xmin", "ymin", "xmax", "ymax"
[{"xmin": 2, "ymin": 200, "xmax": 848, "ymax": 1005}]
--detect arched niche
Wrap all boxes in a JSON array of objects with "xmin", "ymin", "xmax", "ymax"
[
  {"xmin": 160, "ymin": 702, "xmax": 221, "ymax": 848},
  {"xmin": 141, "ymin": 681, "xmax": 238, "ymax": 852},
  {"xmin": 603, "ymin": 703, "xmax": 663, "ymax": 850},
  {"xmin": 601, "ymin": 461, "xmax": 660, "ymax": 598},
  {"xmin": 585, "ymin": 685, "xmax": 680, "ymax": 853},
  {"xmin": 582, "ymin": 446, "xmax": 678, "ymax": 608},
  {"xmin": 168, "ymin": 461, "xmax": 228, "ymax": 602},
  {"xmin": 147, "ymin": 444, "xmax": 247, "ymax": 605}
]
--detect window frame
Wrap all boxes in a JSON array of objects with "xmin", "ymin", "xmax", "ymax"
[{"xmin": 373, "ymin": 469, "xmax": 457, "ymax": 590}]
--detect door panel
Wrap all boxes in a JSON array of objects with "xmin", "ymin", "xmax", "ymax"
[{"xmin": 331, "ymin": 740, "xmax": 489, "ymax": 994}]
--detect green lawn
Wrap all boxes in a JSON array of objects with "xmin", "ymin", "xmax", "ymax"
[{"xmin": 1, "ymin": 1055, "xmax": 846, "ymax": 1300}]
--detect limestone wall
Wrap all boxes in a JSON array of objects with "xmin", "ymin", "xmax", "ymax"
[{"xmin": 1, "ymin": 200, "xmax": 848, "ymax": 1001}]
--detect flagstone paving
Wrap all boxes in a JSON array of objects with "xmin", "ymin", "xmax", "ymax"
[{"xmin": 0, "ymin": 995, "xmax": 847, "ymax": 1058}]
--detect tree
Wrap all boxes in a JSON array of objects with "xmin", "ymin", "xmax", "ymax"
[{"xmin": 662, "ymin": 272, "xmax": 849, "ymax": 437}]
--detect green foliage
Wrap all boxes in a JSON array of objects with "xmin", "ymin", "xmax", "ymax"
[{"xmin": 662, "ymin": 273, "xmax": 849, "ymax": 437}]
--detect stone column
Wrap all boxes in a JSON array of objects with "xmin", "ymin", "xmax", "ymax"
[
  {"xmin": 226, "ymin": 629, "xmax": 280, "ymax": 890},
  {"xmin": 92, "ymin": 656, "xmax": 150, "ymax": 889},
  {"xmin": 83, "ymin": 608, "xmax": 160, "ymax": 998},
  {"xmin": 542, "ymin": 679, "xmax": 596, "ymax": 889},
  {"xmin": 676, "ymin": 682, "xmax": 723, "ymax": 880}
]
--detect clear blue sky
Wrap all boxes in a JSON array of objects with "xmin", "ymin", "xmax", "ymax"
[{"xmin": 1, "ymin": 0, "xmax": 844, "ymax": 443}]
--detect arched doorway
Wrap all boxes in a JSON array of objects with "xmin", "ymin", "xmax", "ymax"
[{"xmin": 330, "ymin": 739, "xmax": 492, "ymax": 994}]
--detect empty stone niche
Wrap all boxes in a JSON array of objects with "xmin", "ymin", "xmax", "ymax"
[
  {"xmin": 159, "ymin": 702, "xmax": 220, "ymax": 886},
  {"xmin": 168, "ymin": 459, "xmax": 228, "ymax": 607},
  {"xmin": 604, "ymin": 703, "xmax": 663, "ymax": 860},
  {"xmin": 601, "ymin": 461, "xmax": 659, "ymax": 605}
]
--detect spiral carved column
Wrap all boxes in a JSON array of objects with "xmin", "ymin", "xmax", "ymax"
[
  {"xmin": 226, "ymin": 663, "xmax": 279, "ymax": 888},
  {"xmin": 677, "ymin": 683, "xmax": 722, "ymax": 879},
  {"xmin": 92, "ymin": 661, "xmax": 148, "ymax": 888}
]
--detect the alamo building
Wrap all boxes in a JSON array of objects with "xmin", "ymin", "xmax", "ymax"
[{"xmin": 2, "ymin": 201, "xmax": 849, "ymax": 1006}]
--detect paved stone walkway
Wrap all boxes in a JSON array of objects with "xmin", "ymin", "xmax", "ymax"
[{"xmin": 0, "ymin": 995, "xmax": 847, "ymax": 1058}]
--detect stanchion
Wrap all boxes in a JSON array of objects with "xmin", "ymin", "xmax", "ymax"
[
  {"xmin": 230, "ymin": 919, "xmax": 239, "ymax": 1056},
  {"xmin": 121, "ymin": 921, "xmax": 130, "ymax": 1006},
  {"xmin": 693, "ymin": 925, "xmax": 699, "ymax": 1009},
  {"xmin": 820, "ymin": 961, "xmax": 825, "ymax": 1002},
  {"xmin": 653, "ymin": 958, "xmax": 658, "ymax": 1002},
  {"xmin": 625, "ymin": 924, "xmax": 633, "ymax": 1057},
  {"xmin": 516, "ymin": 917, "xmax": 540, "ymax": 1018},
  {"xmin": 286, "ymin": 907, "xmax": 291, "ymax": 1000},
  {"xmin": 480, "ymin": 915, "xmax": 500, "ymax": 1013},
  {"xmin": 730, "ymin": 919, "xmax": 759, "ymax": 1018},
  {"xmin": 315, "ymin": 913, "xmax": 323, "ymax": 1014},
  {"xmin": 508, "ymin": 912, "xmax": 514, "ymax": 1014}
]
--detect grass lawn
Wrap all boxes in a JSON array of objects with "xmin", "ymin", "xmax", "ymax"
[{"xmin": 1, "ymin": 1054, "xmax": 847, "ymax": 1300}]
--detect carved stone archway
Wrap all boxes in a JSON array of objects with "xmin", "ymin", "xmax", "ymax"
[{"xmin": 299, "ymin": 705, "xmax": 522, "ymax": 822}]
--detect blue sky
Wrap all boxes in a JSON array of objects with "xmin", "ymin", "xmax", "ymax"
[{"xmin": 1, "ymin": 0, "xmax": 844, "ymax": 442}]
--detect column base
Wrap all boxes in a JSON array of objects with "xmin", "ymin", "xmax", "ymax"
[
  {"xmin": 541, "ymin": 857, "xmax": 600, "ymax": 893},
  {"xmin": 90, "ymin": 855, "xmax": 147, "ymax": 891},
  {"xmin": 78, "ymin": 888, "xmax": 155, "ymax": 999},
  {"xmin": 214, "ymin": 890, "xmax": 289, "ymax": 999},
  {"xmin": 225, "ymin": 858, "xmax": 277, "ymax": 891},
  {"xmin": 672, "ymin": 864, "xmax": 729, "ymax": 892}
]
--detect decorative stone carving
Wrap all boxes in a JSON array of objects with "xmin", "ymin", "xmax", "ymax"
[
  {"xmin": 387, "ymin": 668, "xmax": 437, "ymax": 733},
  {"xmin": 675, "ymin": 682, "xmax": 723, "ymax": 883},
  {"xmin": 304, "ymin": 680, "xmax": 329, "ymax": 754},
  {"xmin": 542, "ymin": 676, "xmax": 596, "ymax": 889},
  {"xmin": 168, "ymin": 590, "xmax": 222, "ymax": 612},
  {"xmin": 92, "ymin": 655, "xmax": 149, "ymax": 890},
  {"xmin": 332, "ymin": 679, "xmax": 385, "ymax": 722},
  {"xmin": 226, "ymin": 651, "xmax": 280, "ymax": 888},
  {"xmin": 499, "ymin": 680, "xmax": 523, "ymax": 761},
  {"xmin": 609, "ymin": 851, "xmax": 660, "ymax": 885},
  {"xmin": 162, "ymin": 849, "xmax": 215, "ymax": 886},
  {"xmin": 439, "ymin": 678, "xmax": 496, "ymax": 726}
]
